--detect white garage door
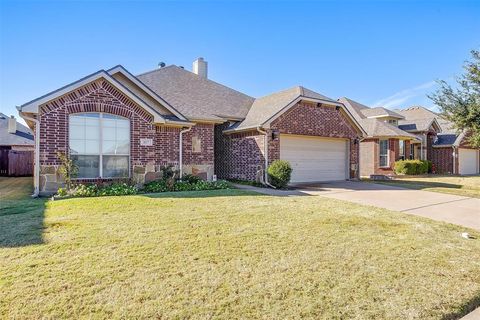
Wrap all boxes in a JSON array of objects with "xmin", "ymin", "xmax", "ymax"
[
  {"xmin": 459, "ymin": 148, "xmax": 479, "ymax": 175},
  {"xmin": 280, "ymin": 134, "xmax": 348, "ymax": 183}
]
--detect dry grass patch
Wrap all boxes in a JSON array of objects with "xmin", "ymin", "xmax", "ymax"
[
  {"xmin": 369, "ymin": 175, "xmax": 480, "ymax": 198},
  {"xmin": 1, "ymin": 179, "xmax": 480, "ymax": 319}
]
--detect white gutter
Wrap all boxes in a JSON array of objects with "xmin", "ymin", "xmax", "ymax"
[
  {"xmin": 257, "ymin": 127, "xmax": 276, "ymax": 188},
  {"xmin": 452, "ymin": 146, "xmax": 457, "ymax": 174},
  {"xmin": 18, "ymin": 112, "xmax": 40, "ymax": 197},
  {"xmin": 179, "ymin": 126, "xmax": 193, "ymax": 180}
]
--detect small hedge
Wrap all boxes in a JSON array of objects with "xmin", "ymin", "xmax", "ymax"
[
  {"xmin": 267, "ymin": 160, "xmax": 292, "ymax": 189},
  {"xmin": 394, "ymin": 160, "xmax": 431, "ymax": 175},
  {"xmin": 56, "ymin": 176, "xmax": 230, "ymax": 198},
  {"xmin": 143, "ymin": 179, "xmax": 230, "ymax": 193}
]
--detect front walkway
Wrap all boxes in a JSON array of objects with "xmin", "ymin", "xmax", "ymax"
[{"xmin": 234, "ymin": 181, "xmax": 480, "ymax": 231}]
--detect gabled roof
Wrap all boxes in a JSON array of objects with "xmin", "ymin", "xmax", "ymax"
[
  {"xmin": 231, "ymin": 86, "xmax": 351, "ymax": 132},
  {"xmin": 359, "ymin": 118, "xmax": 418, "ymax": 140},
  {"xmin": 338, "ymin": 97, "xmax": 368, "ymax": 121},
  {"xmin": 360, "ymin": 107, "xmax": 405, "ymax": 119},
  {"xmin": 18, "ymin": 69, "xmax": 168, "ymax": 124},
  {"xmin": 398, "ymin": 118, "xmax": 442, "ymax": 133},
  {"xmin": 0, "ymin": 113, "xmax": 34, "ymax": 146},
  {"xmin": 137, "ymin": 65, "xmax": 255, "ymax": 122},
  {"xmin": 395, "ymin": 106, "xmax": 455, "ymax": 133}
]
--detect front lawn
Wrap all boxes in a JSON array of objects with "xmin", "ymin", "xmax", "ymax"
[
  {"xmin": 1, "ymin": 178, "xmax": 480, "ymax": 319},
  {"xmin": 368, "ymin": 175, "xmax": 480, "ymax": 198}
]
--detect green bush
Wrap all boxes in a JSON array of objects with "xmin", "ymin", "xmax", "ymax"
[
  {"xmin": 97, "ymin": 183, "xmax": 137, "ymax": 196},
  {"xmin": 56, "ymin": 182, "xmax": 137, "ymax": 198},
  {"xmin": 394, "ymin": 160, "xmax": 430, "ymax": 175},
  {"xmin": 143, "ymin": 179, "xmax": 230, "ymax": 193},
  {"xmin": 182, "ymin": 174, "xmax": 202, "ymax": 184},
  {"xmin": 267, "ymin": 160, "xmax": 292, "ymax": 189}
]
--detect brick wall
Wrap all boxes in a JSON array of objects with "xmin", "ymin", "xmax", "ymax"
[
  {"xmin": 214, "ymin": 123, "xmax": 265, "ymax": 181},
  {"xmin": 37, "ymin": 78, "xmax": 214, "ymax": 193},
  {"xmin": 270, "ymin": 102, "xmax": 360, "ymax": 179},
  {"xmin": 215, "ymin": 101, "xmax": 362, "ymax": 181},
  {"xmin": 360, "ymin": 138, "xmax": 410, "ymax": 176},
  {"xmin": 431, "ymin": 147, "xmax": 454, "ymax": 174}
]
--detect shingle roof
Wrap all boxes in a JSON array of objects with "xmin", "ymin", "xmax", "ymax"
[
  {"xmin": 0, "ymin": 113, "xmax": 34, "ymax": 147},
  {"xmin": 137, "ymin": 65, "xmax": 255, "ymax": 121},
  {"xmin": 339, "ymin": 97, "xmax": 415, "ymax": 139},
  {"xmin": 360, "ymin": 107, "xmax": 404, "ymax": 119},
  {"xmin": 398, "ymin": 118, "xmax": 437, "ymax": 132},
  {"xmin": 433, "ymin": 134, "xmax": 458, "ymax": 147},
  {"xmin": 338, "ymin": 97, "xmax": 368, "ymax": 121},
  {"xmin": 359, "ymin": 118, "xmax": 417, "ymax": 139},
  {"xmin": 234, "ymin": 86, "xmax": 337, "ymax": 130},
  {"xmin": 395, "ymin": 106, "xmax": 456, "ymax": 133}
]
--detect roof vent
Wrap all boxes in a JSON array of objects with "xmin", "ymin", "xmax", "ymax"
[
  {"xmin": 192, "ymin": 57, "xmax": 208, "ymax": 78},
  {"xmin": 158, "ymin": 62, "xmax": 166, "ymax": 68}
]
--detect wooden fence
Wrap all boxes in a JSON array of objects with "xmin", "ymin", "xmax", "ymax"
[{"xmin": 0, "ymin": 149, "xmax": 34, "ymax": 176}]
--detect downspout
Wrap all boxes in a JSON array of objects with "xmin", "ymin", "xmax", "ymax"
[
  {"xmin": 179, "ymin": 126, "xmax": 193, "ymax": 180},
  {"xmin": 452, "ymin": 146, "xmax": 457, "ymax": 174},
  {"xmin": 19, "ymin": 112, "xmax": 40, "ymax": 197},
  {"xmin": 257, "ymin": 127, "xmax": 276, "ymax": 188}
]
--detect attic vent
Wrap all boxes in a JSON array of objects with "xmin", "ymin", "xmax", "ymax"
[{"xmin": 158, "ymin": 62, "xmax": 166, "ymax": 68}]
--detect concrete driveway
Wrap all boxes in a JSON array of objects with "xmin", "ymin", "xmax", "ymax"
[
  {"xmin": 235, "ymin": 181, "xmax": 480, "ymax": 230},
  {"xmin": 294, "ymin": 181, "xmax": 480, "ymax": 231}
]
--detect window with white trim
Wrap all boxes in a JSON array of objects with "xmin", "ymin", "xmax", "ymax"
[
  {"xmin": 399, "ymin": 140, "xmax": 405, "ymax": 160},
  {"xmin": 379, "ymin": 139, "xmax": 389, "ymax": 167},
  {"xmin": 69, "ymin": 113, "xmax": 130, "ymax": 178}
]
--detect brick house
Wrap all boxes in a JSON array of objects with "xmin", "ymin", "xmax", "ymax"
[
  {"xmin": 340, "ymin": 98, "xmax": 480, "ymax": 177},
  {"xmin": 18, "ymin": 58, "xmax": 365, "ymax": 195}
]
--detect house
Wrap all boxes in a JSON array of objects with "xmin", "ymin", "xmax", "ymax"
[
  {"xmin": 0, "ymin": 113, "xmax": 34, "ymax": 151},
  {"xmin": 17, "ymin": 58, "xmax": 365, "ymax": 195},
  {"xmin": 340, "ymin": 98, "xmax": 479, "ymax": 177},
  {"xmin": 396, "ymin": 106, "xmax": 480, "ymax": 175},
  {"xmin": 0, "ymin": 113, "xmax": 34, "ymax": 176},
  {"xmin": 339, "ymin": 98, "xmax": 420, "ymax": 177}
]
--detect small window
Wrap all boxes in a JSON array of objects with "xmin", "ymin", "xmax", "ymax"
[
  {"xmin": 399, "ymin": 140, "xmax": 405, "ymax": 160},
  {"xmin": 69, "ymin": 113, "xmax": 130, "ymax": 179},
  {"xmin": 192, "ymin": 136, "xmax": 202, "ymax": 153},
  {"xmin": 379, "ymin": 139, "xmax": 389, "ymax": 167},
  {"xmin": 387, "ymin": 119, "xmax": 398, "ymax": 126}
]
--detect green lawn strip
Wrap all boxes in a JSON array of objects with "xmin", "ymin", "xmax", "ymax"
[
  {"xmin": 1, "ymin": 186, "xmax": 480, "ymax": 319},
  {"xmin": 366, "ymin": 176, "xmax": 480, "ymax": 198}
]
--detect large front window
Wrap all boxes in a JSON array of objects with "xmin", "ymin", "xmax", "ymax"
[
  {"xmin": 379, "ymin": 139, "xmax": 389, "ymax": 168},
  {"xmin": 69, "ymin": 113, "xmax": 130, "ymax": 178}
]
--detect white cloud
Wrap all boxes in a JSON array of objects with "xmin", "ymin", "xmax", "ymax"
[{"xmin": 372, "ymin": 81, "xmax": 436, "ymax": 109}]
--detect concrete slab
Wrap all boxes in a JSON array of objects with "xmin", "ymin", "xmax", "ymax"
[{"xmin": 234, "ymin": 181, "xmax": 480, "ymax": 230}]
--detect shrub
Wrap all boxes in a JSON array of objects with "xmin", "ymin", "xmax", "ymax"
[
  {"xmin": 142, "ymin": 179, "xmax": 230, "ymax": 193},
  {"xmin": 394, "ymin": 160, "xmax": 429, "ymax": 175},
  {"xmin": 72, "ymin": 184, "xmax": 98, "ymax": 197},
  {"xmin": 97, "ymin": 183, "xmax": 137, "ymax": 196},
  {"xmin": 57, "ymin": 152, "xmax": 78, "ymax": 191},
  {"xmin": 267, "ymin": 160, "xmax": 292, "ymax": 189},
  {"xmin": 182, "ymin": 174, "xmax": 202, "ymax": 184}
]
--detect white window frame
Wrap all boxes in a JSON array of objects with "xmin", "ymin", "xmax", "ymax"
[
  {"xmin": 69, "ymin": 112, "xmax": 131, "ymax": 179},
  {"xmin": 399, "ymin": 140, "xmax": 405, "ymax": 160},
  {"xmin": 379, "ymin": 139, "xmax": 389, "ymax": 168}
]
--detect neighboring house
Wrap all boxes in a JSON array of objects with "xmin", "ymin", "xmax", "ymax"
[
  {"xmin": 339, "ymin": 97, "xmax": 479, "ymax": 177},
  {"xmin": 396, "ymin": 106, "xmax": 480, "ymax": 175},
  {"xmin": 0, "ymin": 113, "xmax": 34, "ymax": 176},
  {"xmin": 17, "ymin": 58, "xmax": 365, "ymax": 195},
  {"xmin": 339, "ymin": 98, "xmax": 420, "ymax": 177},
  {"xmin": 0, "ymin": 113, "xmax": 34, "ymax": 151}
]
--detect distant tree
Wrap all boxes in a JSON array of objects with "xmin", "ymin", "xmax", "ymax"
[{"xmin": 429, "ymin": 50, "xmax": 480, "ymax": 148}]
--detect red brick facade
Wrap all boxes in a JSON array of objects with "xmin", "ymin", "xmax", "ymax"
[
  {"xmin": 359, "ymin": 138, "xmax": 411, "ymax": 176},
  {"xmin": 215, "ymin": 101, "xmax": 362, "ymax": 181},
  {"xmin": 37, "ymin": 78, "xmax": 214, "ymax": 192},
  {"xmin": 431, "ymin": 147, "xmax": 454, "ymax": 174}
]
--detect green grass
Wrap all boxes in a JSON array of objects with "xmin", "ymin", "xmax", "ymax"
[
  {"xmin": 1, "ymin": 178, "xmax": 480, "ymax": 319},
  {"xmin": 367, "ymin": 175, "xmax": 480, "ymax": 198}
]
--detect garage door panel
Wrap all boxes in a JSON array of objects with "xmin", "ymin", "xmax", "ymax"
[
  {"xmin": 280, "ymin": 135, "xmax": 348, "ymax": 183},
  {"xmin": 459, "ymin": 149, "xmax": 479, "ymax": 175}
]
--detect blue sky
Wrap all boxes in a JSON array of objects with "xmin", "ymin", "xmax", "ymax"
[{"xmin": 1, "ymin": 0, "xmax": 479, "ymax": 123}]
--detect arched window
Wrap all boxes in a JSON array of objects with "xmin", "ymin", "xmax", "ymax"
[{"xmin": 69, "ymin": 113, "xmax": 130, "ymax": 178}]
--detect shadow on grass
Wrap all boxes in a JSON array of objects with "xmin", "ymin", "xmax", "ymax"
[
  {"xmin": 0, "ymin": 177, "xmax": 46, "ymax": 248},
  {"xmin": 441, "ymin": 294, "xmax": 480, "ymax": 320},
  {"xmin": 141, "ymin": 188, "xmax": 271, "ymax": 199}
]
